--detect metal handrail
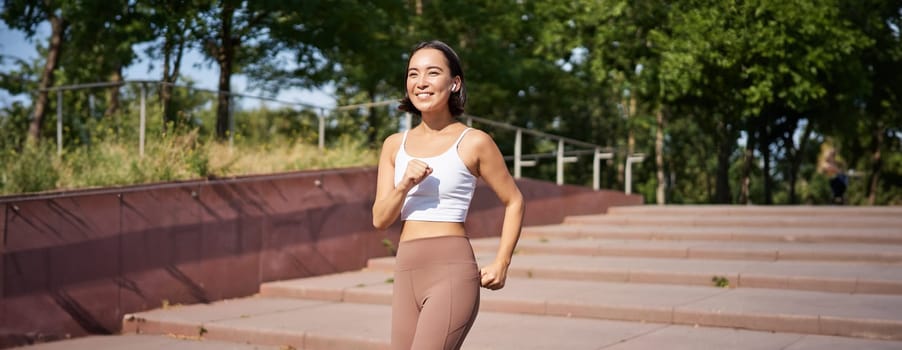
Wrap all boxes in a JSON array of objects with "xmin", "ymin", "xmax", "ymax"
[
  {"xmin": 460, "ymin": 115, "xmax": 617, "ymax": 190},
  {"xmin": 40, "ymin": 80, "xmax": 637, "ymax": 191},
  {"xmin": 42, "ymin": 80, "xmax": 332, "ymax": 110},
  {"xmin": 464, "ymin": 115, "xmax": 609, "ymax": 150}
]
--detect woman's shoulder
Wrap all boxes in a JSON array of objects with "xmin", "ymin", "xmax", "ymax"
[
  {"xmin": 462, "ymin": 127, "xmax": 493, "ymax": 145},
  {"xmin": 379, "ymin": 132, "xmax": 405, "ymax": 159},
  {"xmin": 459, "ymin": 127, "xmax": 497, "ymax": 158},
  {"xmin": 382, "ymin": 132, "xmax": 404, "ymax": 147}
]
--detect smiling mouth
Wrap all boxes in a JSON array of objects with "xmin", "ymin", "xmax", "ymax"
[{"xmin": 415, "ymin": 92, "xmax": 433, "ymax": 98}]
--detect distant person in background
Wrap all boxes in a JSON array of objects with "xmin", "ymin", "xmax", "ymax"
[
  {"xmin": 819, "ymin": 143, "xmax": 848, "ymax": 204},
  {"xmin": 372, "ymin": 40, "xmax": 524, "ymax": 350}
]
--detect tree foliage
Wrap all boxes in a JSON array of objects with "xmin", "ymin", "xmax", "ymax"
[{"xmin": 1, "ymin": 0, "xmax": 900, "ymax": 204}]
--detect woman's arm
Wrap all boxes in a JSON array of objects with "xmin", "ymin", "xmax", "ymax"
[
  {"xmin": 373, "ymin": 133, "xmax": 405, "ymax": 229},
  {"xmin": 372, "ymin": 133, "xmax": 432, "ymax": 230},
  {"xmin": 467, "ymin": 130, "xmax": 525, "ymax": 290}
]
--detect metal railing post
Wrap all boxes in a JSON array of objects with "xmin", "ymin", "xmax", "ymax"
[
  {"xmin": 56, "ymin": 90, "xmax": 62, "ymax": 156},
  {"xmin": 593, "ymin": 150, "xmax": 614, "ymax": 191},
  {"xmin": 318, "ymin": 108, "xmax": 326, "ymax": 149},
  {"xmin": 404, "ymin": 112, "xmax": 412, "ymax": 131},
  {"xmin": 139, "ymin": 83, "xmax": 146, "ymax": 157},
  {"xmin": 625, "ymin": 161, "xmax": 633, "ymax": 195},
  {"xmin": 593, "ymin": 148, "xmax": 600, "ymax": 190},
  {"xmin": 625, "ymin": 154, "xmax": 645, "ymax": 195},
  {"xmin": 229, "ymin": 95, "xmax": 235, "ymax": 148},
  {"xmin": 556, "ymin": 139, "xmax": 565, "ymax": 185},
  {"xmin": 514, "ymin": 129, "xmax": 523, "ymax": 179}
]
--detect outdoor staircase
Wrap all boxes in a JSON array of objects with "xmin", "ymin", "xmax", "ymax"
[{"xmin": 23, "ymin": 205, "xmax": 902, "ymax": 349}]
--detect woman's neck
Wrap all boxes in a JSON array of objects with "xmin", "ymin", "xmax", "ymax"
[{"xmin": 419, "ymin": 112, "xmax": 459, "ymax": 134}]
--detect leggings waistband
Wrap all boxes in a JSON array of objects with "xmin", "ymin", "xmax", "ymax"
[{"xmin": 395, "ymin": 236, "xmax": 475, "ymax": 271}]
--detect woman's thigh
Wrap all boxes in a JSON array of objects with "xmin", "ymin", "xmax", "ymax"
[{"xmin": 410, "ymin": 263, "xmax": 480, "ymax": 350}]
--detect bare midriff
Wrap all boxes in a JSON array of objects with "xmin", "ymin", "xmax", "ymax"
[{"xmin": 400, "ymin": 220, "xmax": 468, "ymax": 242}]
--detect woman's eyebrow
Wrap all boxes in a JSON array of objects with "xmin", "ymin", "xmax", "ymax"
[{"xmin": 408, "ymin": 66, "xmax": 445, "ymax": 72}]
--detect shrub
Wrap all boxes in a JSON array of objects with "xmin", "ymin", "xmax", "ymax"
[
  {"xmin": 0, "ymin": 128, "xmax": 377, "ymax": 196},
  {"xmin": 2, "ymin": 142, "xmax": 60, "ymax": 194}
]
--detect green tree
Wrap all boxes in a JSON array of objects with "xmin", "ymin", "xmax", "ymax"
[
  {"xmin": 1, "ymin": 0, "xmax": 74, "ymax": 142},
  {"xmin": 64, "ymin": 1, "xmax": 151, "ymax": 139},
  {"xmin": 837, "ymin": 1, "xmax": 902, "ymax": 205},
  {"xmin": 143, "ymin": 0, "xmax": 202, "ymax": 128},
  {"xmin": 0, "ymin": 52, "xmax": 39, "ymax": 151},
  {"xmin": 273, "ymin": 0, "xmax": 409, "ymax": 145},
  {"xmin": 656, "ymin": 0, "xmax": 866, "ymax": 204},
  {"xmin": 2, "ymin": 0, "xmax": 152, "ymax": 146},
  {"xmin": 410, "ymin": 0, "xmax": 606, "ymax": 186},
  {"xmin": 194, "ymin": 0, "xmax": 280, "ymax": 140}
]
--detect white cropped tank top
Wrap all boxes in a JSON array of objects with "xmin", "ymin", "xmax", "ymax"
[{"xmin": 394, "ymin": 128, "xmax": 477, "ymax": 222}]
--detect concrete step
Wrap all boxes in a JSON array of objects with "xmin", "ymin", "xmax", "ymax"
[
  {"xmin": 258, "ymin": 270, "xmax": 902, "ymax": 341},
  {"xmin": 24, "ymin": 205, "xmax": 902, "ymax": 350},
  {"xmin": 122, "ymin": 298, "xmax": 386, "ymax": 350},
  {"xmin": 565, "ymin": 214, "xmax": 902, "ymax": 230},
  {"xmin": 608, "ymin": 205, "xmax": 902, "ymax": 218},
  {"xmin": 18, "ymin": 334, "xmax": 281, "ymax": 350},
  {"xmin": 522, "ymin": 224, "xmax": 902, "ymax": 244},
  {"xmin": 365, "ymin": 253, "xmax": 902, "ymax": 295},
  {"xmin": 471, "ymin": 237, "xmax": 902, "ymax": 263},
  {"xmin": 118, "ymin": 296, "xmax": 902, "ymax": 350}
]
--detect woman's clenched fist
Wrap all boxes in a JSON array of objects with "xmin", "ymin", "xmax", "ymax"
[{"xmin": 397, "ymin": 159, "xmax": 432, "ymax": 192}]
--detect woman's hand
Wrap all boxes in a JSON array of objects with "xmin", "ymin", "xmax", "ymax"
[
  {"xmin": 479, "ymin": 260, "xmax": 509, "ymax": 290},
  {"xmin": 398, "ymin": 159, "xmax": 432, "ymax": 192}
]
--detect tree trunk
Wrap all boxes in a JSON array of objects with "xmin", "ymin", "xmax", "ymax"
[
  {"xmin": 161, "ymin": 26, "xmax": 185, "ymax": 130},
  {"xmin": 367, "ymin": 88, "xmax": 379, "ymax": 146},
  {"xmin": 787, "ymin": 120, "xmax": 813, "ymax": 204},
  {"xmin": 704, "ymin": 148, "xmax": 713, "ymax": 202},
  {"xmin": 655, "ymin": 106, "xmax": 665, "ymax": 205},
  {"xmin": 173, "ymin": 37, "xmax": 184, "ymax": 80},
  {"xmin": 714, "ymin": 120, "xmax": 732, "ymax": 203},
  {"xmin": 407, "ymin": 0, "xmax": 422, "ymax": 36},
  {"xmin": 759, "ymin": 119, "xmax": 773, "ymax": 204},
  {"xmin": 738, "ymin": 128, "xmax": 755, "ymax": 205},
  {"xmin": 104, "ymin": 67, "xmax": 122, "ymax": 118},
  {"xmin": 627, "ymin": 93, "xmax": 636, "ymax": 156},
  {"xmin": 616, "ymin": 93, "xmax": 637, "ymax": 188},
  {"xmin": 867, "ymin": 125, "xmax": 884, "ymax": 205},
  {"xmin": 215, "ymin": 4, "xmax": 236, "ymax": 140},
  {"xmin": 162, "ymin": 30, "xmax": 174, "ymax": 130},
  {"xmin": 27, "ymin": 14, "xmax": 66, "ymax": 143}
]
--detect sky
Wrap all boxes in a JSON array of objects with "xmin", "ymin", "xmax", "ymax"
[{"xmin": 0, "ymin": 22, "xmax": 336, "ymax": 111}]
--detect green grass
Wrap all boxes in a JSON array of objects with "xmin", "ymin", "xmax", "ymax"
[
  {"xmin": 711, "ymin": 276, "xmax": 730, "ymax": 288},
  {"xmin": 0, "ymin": 131, "xmax": 377, "ymax": 196}
]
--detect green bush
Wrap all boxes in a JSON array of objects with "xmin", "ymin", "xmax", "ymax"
[
  {"xmin": 2, "ymin": 142, "xmax": 60, "ymax": 194},
  {"xmin": 0, "ymin": 128, "xmax": 376, "ymax": 196}
]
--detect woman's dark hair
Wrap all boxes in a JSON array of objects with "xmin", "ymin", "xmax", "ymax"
[{"xmin": 398, "ymin": 40, "xmax": 467, "ymax": 116}]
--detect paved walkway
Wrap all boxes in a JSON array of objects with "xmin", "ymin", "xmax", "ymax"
[{"xmin": 21, "ymin": 205, "xmax": 902, "ymax": 349}]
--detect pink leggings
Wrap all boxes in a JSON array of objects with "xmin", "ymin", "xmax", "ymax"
[{"xmin": 391, "ymin": 236, "xmax": 480, "ymax": 350}]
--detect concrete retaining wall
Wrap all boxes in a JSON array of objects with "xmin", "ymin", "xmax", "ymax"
[{"xmin": 0, "ymin": 167, "xmax": 641, "ymax": 347}]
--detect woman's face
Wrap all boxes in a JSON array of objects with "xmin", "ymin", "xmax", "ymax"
[{"xmin": 406, "ymin": 48, "xmax": 460, "ymax": 116}]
